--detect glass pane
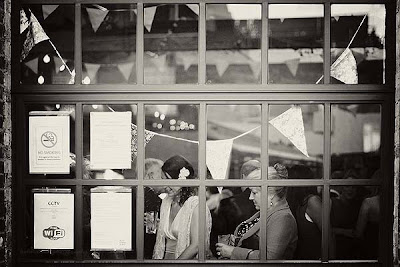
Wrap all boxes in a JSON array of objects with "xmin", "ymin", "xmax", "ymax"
[
  {"xmin": 83, "ymin": 186, "xmax": 136, "ymax": 259},
  {"xmin": 21, "ymin": 5, "xmax": 75, "ymax": 84},
  {"xmin": 207, "ymin": 105, "xmax": 261, "ymax": 179},
  {"xmin": 330, "ymin": 185, "xmax": 380, "ymax": 259},
  {"xmin": 144, "ymin": 186, "xmax": 201, "ymax": 259},
  {"xmin": 268, "ymin": 5, "xmax": 324, "ymax": 84},
  {"xmin": 144, "ymin": 4, "xmax": 198, "ymax": 84},
  {"xmin": 206, "ymin": 4, "xmax": 261, "ymax": 84},
  {"xmin": 83, "ymin": 104, "xmax": 137, "ymax": 179},
  {"xmin": 266, "ymin": 186, "xmax": 297, "ymax": 260},
  {"xmin": 206, "ymin": 186, "xmax": 257, "ymax": 259},
  {"xmin": 82, "ymin": 4, "xmax": 137, "ymax": 84},
  {"xmin": 145, "ymin": 105, "xmax": 199, "ymax": 178},
  {"xmin": 331, "ymin": 104, "xmax": 381, "ymax": 180},
  {"xmin": 26, "ymin": 104, "xmax": 76, "ymax": 179},
  {"xmin": 286, "ymin": 186, "xmax": 323, "ymax": 260},
  {"xmin": 269, "ymin": 105, "xmax": 323, "ymax": 179},
  {"xmin": 23, "ymin": 186, "xmax": 76, "ymax": 260},
  {"xmin": 331, "ymin": 5, "xmax": 385, "ymax": 84}
]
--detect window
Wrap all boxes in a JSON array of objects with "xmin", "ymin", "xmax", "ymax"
[{"xmin": 14, "ymin": 1, "xmax": 394, "ymax": 266}]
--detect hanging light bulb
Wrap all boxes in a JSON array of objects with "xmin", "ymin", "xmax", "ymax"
[
  {"xmin": 154, "ymin": 111, "xmax": 160, "ymax": 118},
  {"xmin": 59, "ymin": 64, "xmax": 66, "ymax": 72},
  {"xmin": 38, "ymin": 75, "xmax": 45, "ymax": 84},
  {"xmin": 82, "ymin": 76, "xmax": 91, "ymax": 84},
  {"xmin": 92, "ymin": 105, "xmax": 98, "ymax": 109},
  {"xmin": 160, "ymin": 114, "xmax": 166, "ymax": 120},
  {"xmin": 55, "ymin": 104, "xmax": 61, "ymax": 109},
  {"xmin": 43, "ymin": 54, "xmax": 51, "ymax": 63}
]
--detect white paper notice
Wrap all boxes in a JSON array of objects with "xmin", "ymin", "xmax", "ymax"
[
  {"xmin": 29, "ymin": 116, "xmax": 70, "ymax": 174},
  {"xmin": 91, "ymin": 190, "xmax": 132, "ymax": 250},
  {"xmin": 90, "ymin": 112, "xmax": 132, "ymax": 170},
  {"xmin": 34, "ymin": 193, "xmax": 74, "ymax": 249}
]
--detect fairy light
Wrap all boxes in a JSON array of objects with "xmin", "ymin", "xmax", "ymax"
[
  {"xmin": 169, "ymin": 119, "xmax": 176, "ymax": 125},
  {"xmin": 92, "ymin": 105, "xmax": 98, "ymax": 109},
  {"xmin": 43, "ymin": 54, "xmax": 51, "ymax": 63},
  {"xmin": 37, "ymin": 75, "xmax": 45, "ymax": 84},
  {"xmin": 55, "ymin": 104, "xmax": 61, "ymax": 109},
  {"xmin": 154, "ymin": 111, "xmax": 160, "ymax": 118},
  {"xmin": 59, "ymin": 65, "xmax": 65, "ymax": 72},
  {"xmin": 82, "ymin": 76, "xmax": 91, "ymax": 84},
  {"xmin": 160, "ymin": 114, "xmax": 166, "ymax": 120}
]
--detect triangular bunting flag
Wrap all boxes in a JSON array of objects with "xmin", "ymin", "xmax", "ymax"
[
  {"xmin": 215, "ymin": 61, "xmax": 229, "ymax": 77},
  {"xmin": 206, "ymin": 139, "xmax": 233, "ymax": 180},
  {"xmin": 249, "ymin": 61, "xmax": 261, "ymax": 79},
  {"xmin": 42, "ymin": 5, "xmax": 59, "ymax": 20},
  {"xmin": 20, "ymin": 9, "xmax": 29, "ymax": 34},
  {"xmin": 186, "ymin": 4, "xmax": 199, "ymax": 15},
  {"xmin": 144, "ymin": 6, "xmax": 157, "ymax": 32},
  {"xmin": 269, "ymin": 106, "xmax": 309, "ymax": 157},
  {"xmin": 149, "ymin": 54, "xmax": 167, "ymax": 72},
  {"xmin": 285, "ymin": 57, "xmax": 300, "ymax": 77},
  {"xmin": 24, "ymin": 57, "xmax": 39, "ymax": 74},
  {"xmin": 68, "ymin": 69, "xmax": 75, "ymax": 84},
  {"xmin": 330, "ymin": 48, "xmax": 358, "ymax": 84},
  {"xmin": 84, "ymin": 63, "xmax": 101, "ymax": 82},
  {"xmin": 21, "ymin": 9, "xmax": 50, "ymax": 61},
  {"xmin": 86, "ymin": 7, "xmax": 109, "ymax": 32},
  {"xmin": 131, "ymin": 124, "xmax": 155, "ymax": 161},
  {"xmin": 53, "ymin": 56, "xmax": 63, "ymax": 73},
  {"xmin": 117, "ymin": 62, "xmax": 134, "ymax": 81}
]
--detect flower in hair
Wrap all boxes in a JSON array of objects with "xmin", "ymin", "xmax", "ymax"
[{"xmin": 178, "ymin": 167, "xmax": 190, "ymax": 180}]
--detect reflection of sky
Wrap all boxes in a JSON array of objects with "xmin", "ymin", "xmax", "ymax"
[{"xmin": 226, "ymin": 4, "xmax": 385, "ymax": 38}]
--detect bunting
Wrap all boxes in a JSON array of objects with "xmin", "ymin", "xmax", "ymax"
[
  {"xmin": 269, "ymin": 106, "xmax": 309, "ymax": 157},
  {"xmin": 117, "ymin": 62, "xmax": 135, "ymax": 81},
  {"xmin": 285, "ymin": 58, "xmax": 300, "ymax": 77},
  {"xmin": 24, "ymin": 57, "xmax": 38, "ymax": 74},
  {"xmin": 206, "ymin": 139, "xmax": 233, "ymax": 180},
  {"xmin": 20, "ymin": 9, "xmax": 50, "ymax": 61},
  {"xmin": 144, "ymin": 6, "xmax": 157, "ymax": 32},
  {"xmin": 42, "ymin": 5, "xmax": 59, "ymax": 20},
  {"xmin": 53, "ymin": 56, "xmax": 63, "ymax": 73},
  {"xmin": 20, "ymin": 9, "xmax": 29, "ymax": 34},
  {"xmin": 330, "ymin": 48, "xmax": 358, "ymax": 84},
  {"xmin": 131, "ymin": 124, "xmax": 155, "ymax": 161},
  {"xmin": 86, "ymin": 7, "xmax": 109, "ymax": 32},
  {"xmin": 84, "ymin": 63, "xmax": 101, "ymax": 82},
  {"xmin": 186, "ymin": 4, "xmax": 199, "ymax": 16}
]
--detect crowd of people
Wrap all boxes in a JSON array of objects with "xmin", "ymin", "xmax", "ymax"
[{"xmin": 142, "ymin": 155, "xmax": 380, "ymax": 260}]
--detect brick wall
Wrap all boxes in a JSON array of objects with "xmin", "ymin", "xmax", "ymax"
[
  {"xmin": 396, "ymin": 0, "xmax": 400, "ymax": 266},
  {"xmin": 0, "ymin": 0, "xmax": 12, "ymax": 266}
]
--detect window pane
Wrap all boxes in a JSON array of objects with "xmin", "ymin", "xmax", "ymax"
[
  {"xmin": 331, "ymin": 104, "xmax": 381, "ymax": 180},
  {"xmin": 82, "ymin": 4, "xmax": 137, "ymax": 84},
  {"xmin": 331, "ymin": 5, "xmax": 385, "ymax": 84},
  {"xmin": 286, "ymin": 186, "xmax": 322, "ymax": 260},
  {"xmin": 83, "ymin": 186, "xmax": 136, "ymax": 259},
  {"xmin": 145, "ymin": 105, "xmax": 199, "ymax": 177},
  {"xmin": 207, "ymin": 105, "xmax": 261, "ymax": 179},
  {"xmin": 144, "ymin": 186, "xmax": 199, "ymax": 259},
  {"xmin": 330, "ymin": 185, "xmax": 380, "ymax": 259},
  {"xmin": 206, "ymin": 186, "xmax": 257, "ymax": 259},
  {"xmin": 83, "ymin": 104, "xmax": 137, "ymax": 179},
  {"xmin": 144, "ymin": 4, "xmax": 198, "ymax": 84},
  {"xmin": 26, "ymin": 104, "xmax": 76, "ymax": 179},
  {"xmin": 269, "ymin": 105, "xmax": 323, "ymax": 179},
  {"xmin": 21, "ymin": 5, "xmax": 75, "ymax": 84},
  {"xmin": 268, "ymin": 5, "xmax": 324, "ymax": 84},
  {"xmin": 206, "ymin": 4, "xmax": 261, "ymax": 84},
  {"xmin": 23, "ymin": 186, "xmax": 76, "ymax": 260}
]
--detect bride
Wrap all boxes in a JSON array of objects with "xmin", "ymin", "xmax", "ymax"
[{"xmin": 152, "ymin": 155, "xmax": 212, "ymax": 259}]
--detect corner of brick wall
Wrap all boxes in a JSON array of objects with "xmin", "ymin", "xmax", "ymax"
[
  {"xmin": 0, "ymin": 0, "xmax": 12, "ymax": 266},
  {"xmin": 395, "ymin": 0, "xmax": 400, "ymax": 266}
]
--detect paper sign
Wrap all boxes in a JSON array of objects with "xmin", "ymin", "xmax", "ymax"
[
  {"xmin": 91, "ymin": 189, "xmax": 132, "ymax": 250},
  {"xmin": 29, "ymin": 115, "xmax": 70, "ymax": 174},
  {"xmin": 90, "ymin": 112, "xmax": 132, "ymax": 170},
  {"xmin": 34, "ymin": 193, "xmax": 74, "ymax": 249}
]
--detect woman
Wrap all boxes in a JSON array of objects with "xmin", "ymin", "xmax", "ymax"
[
  {"xmin": 152, "ymin": 155, "xmax": 212, "ymax": 259},
  {"xmin": 215, "ymin": 163, "xmax": 298, "ymax": 260}
]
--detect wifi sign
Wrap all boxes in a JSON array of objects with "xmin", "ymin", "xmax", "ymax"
[{"xmin": 43, "ymin": 226, "xmax": 65, "ymax": 240}]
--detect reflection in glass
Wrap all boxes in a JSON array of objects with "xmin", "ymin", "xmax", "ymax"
[
  {"xmin": 207, "ymin": 105, "xmax": 261, "ymax": 180},
  {"xmin": 82, "ymin": 4, "xmax": 137, "ymax": 84},
  {"xmin": 83, "ymin": 186, "xmax": 136, "ymax": 259},
  {"xmin": 144, "ymin": 4, "xmax": 198, "ymax": 84},
  {"xmin": 24, "ymin": 186, "xmax": 75, "ymax": 260},
  {"xmin": 286, "ymin": 185, "xmax": 322, "ymax": 260},
  {"xmin": 330, "ymin": 185, "xmax": 380, "ymax": 259},
  {"xmin": 21, "ymin": 5, "xmax": 75, "ymax": 84},
  {"xmin": 26, "ymin": 104, "xmax": 76, "ymax": 179},
  {"xmin": 206, "ymin": 186, "xmax": 257, "ymax": 259},
  {"xmin": 145, "ymin": 105, "xmax": 199, "ymax": 177},
  {"xmin": 269, "ymin": 105, "xmax": 323, "ymax": 179},
  {"xmin": 331, "ymin": 104, "xmax": 381, "ymax": 180},
  {"xmin": 206, "ymin": 4, "xmax": 261, "ymax": 84},
  {"xmin": 268, "ymin": 5, "xmax": 323, "ymax": 84},
  {"xmin": 331, "ymin": 5, "xmax": 385, "ymax": 84},
  {"xmin": 83, "ymin": 104, "xmax": 137, "ymax": 179}
]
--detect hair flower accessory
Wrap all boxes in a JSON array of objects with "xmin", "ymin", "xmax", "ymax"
[{"xmin": 178, "ymin": 167, "xmax": 190, "ymax": 180}]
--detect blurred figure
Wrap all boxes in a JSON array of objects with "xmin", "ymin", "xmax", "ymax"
[
  {"xmin": 153, "ymin": 155, "xmax": 212, "ymax": 259},
  {"xmin": 215, "ymin": 164, "xmax": 298, "ymax": 260},
  {"xmin": 208, "ymin": 160, "xmax": 260, "ymax": 258}
]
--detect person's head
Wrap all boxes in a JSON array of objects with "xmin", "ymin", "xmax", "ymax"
[
  {"xmin": 240, "ymin": 159, "xmax": 261, "ymax": 191},
  {"xmin": 145, "ymin": 158, "xmax": 164, "ymax": 180},
  {"xmin": 248, "ymin": 163, "xmax": 288, "ymax": 210},
  {"xmin": 340, "ymin": 169, "xmax": 359, "ymax": 200},
  {"xmin": 161, "ymin": 155, "xmax": 196, "ymax": 205}
]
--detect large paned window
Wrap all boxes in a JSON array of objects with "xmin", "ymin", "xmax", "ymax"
[{"xmin": 14, "ymin": 1, "xmax": 394, "ymax": 266}]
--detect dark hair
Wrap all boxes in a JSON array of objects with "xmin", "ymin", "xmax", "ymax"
[
  {"xmin": 268, "ymin": 163, "xmax": 289, "ymax": 199},
  {"xmin": 162, "ymin": 155, "xmax": 197, "ymax": 205}
]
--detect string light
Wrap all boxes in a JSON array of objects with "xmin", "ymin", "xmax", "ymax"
[
  {"xmin": 55, "ymin": 104, "xmax": 61, "ymax": 109},
  {"xmin": 37, "ymin": 75, "xmax": 45, "ymax": 84},
  {"xmin": 43, "ymin": 54, "xmax": 50, "ymax": 63},
  {"xmin": 169, "ymin": 119, "xmax": 176, "ymax": 125},
  {"xmin": 154, "ymin": 111, "xmax": 160, "ymax": 118},
  {"xmin": 59, "ymin": 65, "xmax": 65, "ymax": 72},
  {"xmin": 160, "ymin": 114, "xmax": 165, "ymax": 120},
  {"xmin": 92, "ymin": 105, "xmax": 98, "ymax": 109},
  {"xmin": 82, "ymin": 76, "xmax": 91, "ymax": 84}
]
